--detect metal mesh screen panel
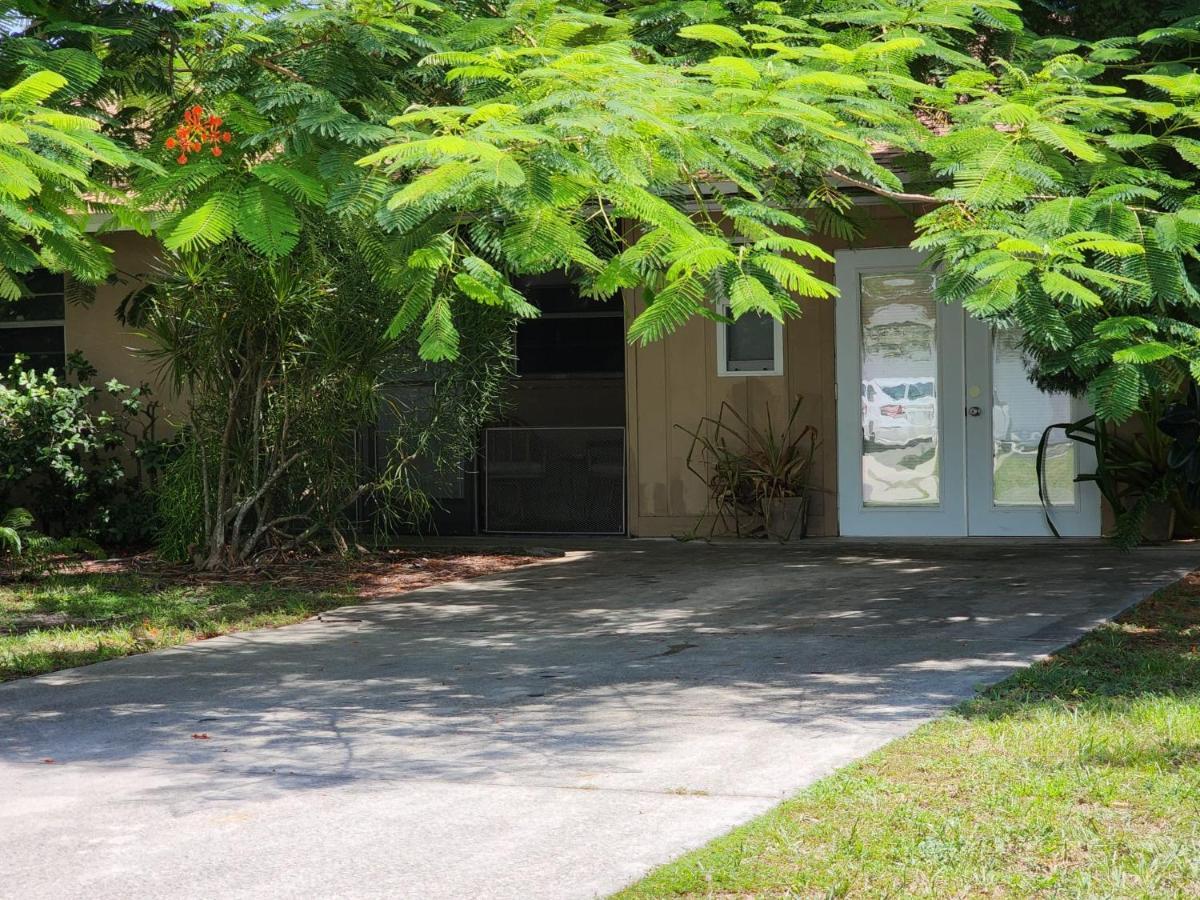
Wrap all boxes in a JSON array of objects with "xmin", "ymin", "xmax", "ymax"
[{"xmin": 484, "ymin": 427, "xmax": 625, "ymax": 534}]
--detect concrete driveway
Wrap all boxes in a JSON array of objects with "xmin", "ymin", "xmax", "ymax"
[{"xmin": 1, "ymin": 541, "xmax": 1194, "ymax": 899}]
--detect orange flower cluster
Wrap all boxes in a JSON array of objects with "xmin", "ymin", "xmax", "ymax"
[{"xmin": 165, "ymin": 106, "xmax": 232, "ymax": 164}]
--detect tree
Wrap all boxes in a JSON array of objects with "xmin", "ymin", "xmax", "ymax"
[
  {"xmin": 0, "ymin": 64, "xmax": 137, "ymax": 297},
  {"xmin": 132, "ymin": 226, "xmax": 512, "ymax": 568},
  {"xmin": 7, "ymin": 0, "xmax": 1200, "ymax": 554},
  {"xmin": 9, "ymin": 0, "xmax": 1200, "ymax": 410},
  {"xmin": 119, "ymin": 0, "xmax": 1018, "ymax": 361}
]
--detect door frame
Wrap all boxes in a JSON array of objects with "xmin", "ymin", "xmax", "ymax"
[
  {"xmin": 834, "ymin": 247, "xmax": 1101, "ymax": 537},
  {"xmin": 835, "ymin": 248, "xmax": 966, "ymax": 536}
]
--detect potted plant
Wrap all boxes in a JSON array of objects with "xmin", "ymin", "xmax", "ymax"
[
  {"xmin": 1037, "ymin": 382, "xmax": 1200, "ymax": 546},
  {"xmin": 679, "ymin": 396, "xmax": 820, "ymax": 542}
]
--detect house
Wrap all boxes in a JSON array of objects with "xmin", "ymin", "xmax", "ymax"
[{"xmin": 6, "ymin": 202, "xmax": 1104, "ymax": 540}]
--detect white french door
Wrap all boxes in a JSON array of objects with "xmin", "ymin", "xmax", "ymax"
[{"xmin": 834, "ymin": 248, "xmax": 1100, "ymax": 537}]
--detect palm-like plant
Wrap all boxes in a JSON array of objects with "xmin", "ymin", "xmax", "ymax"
[
  {"xmin": 0, "ymin": 507, "xmax": 34, "ymax": 557},
  {"xmin": 0, "ymin": 68, "xmax": 140, "ymax": 298},
  {"xmin": 680, "ymin": 396, "xmax": 820, "ymax": 540}
]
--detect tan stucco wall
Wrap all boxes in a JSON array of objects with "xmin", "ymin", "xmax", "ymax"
[
  {"xmin": 624, "ymin": 206, "xmax": 922, "ymax": 538},
  {"xmin": 66, "ymin": 232, "xmax": 178, "ymax": 416}
]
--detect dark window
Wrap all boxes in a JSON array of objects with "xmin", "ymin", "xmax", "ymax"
[
  {"xmin": 515, "ymin": 281, "xmax": 623, "ymax": 377},
  {"xmin": 719, "ymin": 303, "xmax": 780, "ymax": 375},
  {"xmin": 0, "ymin": 271, "xmax": 66, "ymax": 372}
]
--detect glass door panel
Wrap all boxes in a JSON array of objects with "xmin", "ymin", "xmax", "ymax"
[
  {"xmin": 990, "ymin": 328, "xmax": 1076, "ymax": 507},
  {"xmin": 859, "ymin": 272, "xmax": 941, "ymax": 507},
  {"xmin": 836, "ymin": 249, "xmax": 965, "ymax": 536},
  {"xmin": 965, "ymin": 318, "xmax": 1100, "ymax": 536}
]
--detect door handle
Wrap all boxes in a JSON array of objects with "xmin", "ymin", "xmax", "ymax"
[{"xmin": 967, "ymin": 406, "xmax": 982, "ymax": 417}]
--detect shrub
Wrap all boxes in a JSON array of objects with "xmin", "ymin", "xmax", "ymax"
[
  {"xmin": 0, "ymin": 505, "xmax": 104, "ymax": 578},
  {"xmin": 0, "ymin": 506, "xmax": 32, "ymax": 557},
  {"xmin": 135, "ymin": 229, "xmax": 513, "ymax": 569},
  {"xmin": 0, "ymin": 354, "xmax": 169, "ymax": 548}
]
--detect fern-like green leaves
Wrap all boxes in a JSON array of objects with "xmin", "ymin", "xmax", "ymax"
[
  {"xmin": 915, "ymin": 22, "xmax": 1200, "ymax": 422},
  {"xmin": 162, "ymin": 192, "xmax": 239, "ymax": 253},
  {"xmin": 0, "ymin": 64, "xmax": 133, "ymax": 296},
  {"xmin": 5, "ymin": 0, "xmax": 1200, "ymax": 419}
]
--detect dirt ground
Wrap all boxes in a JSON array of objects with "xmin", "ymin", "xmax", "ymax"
[{"xmin": 59, "ymin": 547, "xmax": 552, "ymax": 599}]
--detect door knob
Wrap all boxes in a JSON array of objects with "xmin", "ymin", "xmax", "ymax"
[{"xmin": 967, "ymin": 406, "xmax": 982, "ymax": 417}]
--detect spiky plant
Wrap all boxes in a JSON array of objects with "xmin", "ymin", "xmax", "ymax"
[{"xmin": 0, "ymin": 506, "xmax": 34, "ymax": 557}]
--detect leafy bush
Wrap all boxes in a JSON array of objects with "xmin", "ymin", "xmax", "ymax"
[
  {"xmin": 1041, "ymin": 389, "xmax": 1200, "ymax": 546},
  {"xmin": 0, "ymin": 354, "xmax": 168, "ymax": 548},
  {"xmin": 135, "ymin": 228, "xmax": 513, "ymax": 569}
]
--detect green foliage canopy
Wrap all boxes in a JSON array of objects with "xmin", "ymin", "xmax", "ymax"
[
  {"xmin": 0, "ymin": 64, "xmax": 139, "ymax": 298},
  {"xmin": 912, "ymin": 22, "xmax": 1200, "ymax": 421},
  {"xmin": 3, "ymin": 0, "xmax": 1200, "ymax": 426},
  {"xmin": 119, "ymin": 0, "xmax": 1017, "ymax": 361}
]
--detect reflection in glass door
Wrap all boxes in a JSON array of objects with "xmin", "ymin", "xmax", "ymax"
[
  {"xmin": 836, "ymin": 248, "xmax": 1100, "ymax": 537},
  {"xmin": 836, "ymin": 249, "xmax": 965, "ymax": 536},
  {"xmin": 965, "ymin": 318, "xmax": 1099, "ymax": 536}
]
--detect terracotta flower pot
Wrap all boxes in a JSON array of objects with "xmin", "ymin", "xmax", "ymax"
[
  {"xmin": 763, "ymin": 494, "xmax": 808, "ymax": 542},
  {"xmin": 1140, "ymin": 501, "xmax": 1175, "ymax": 543}
]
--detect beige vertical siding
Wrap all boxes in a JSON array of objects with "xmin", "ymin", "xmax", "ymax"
[
  {"xmin": 75, "ymin": 218, "xmax": 1143, "ymax": 539},
  {"xmin": 624, "ymin": 207, "xmax": 921, "ymax": 537}
]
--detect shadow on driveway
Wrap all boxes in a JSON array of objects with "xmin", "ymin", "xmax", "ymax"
[{"xmin": 0, "ymin": 540, "xmax": 1194, "ymax": 898}]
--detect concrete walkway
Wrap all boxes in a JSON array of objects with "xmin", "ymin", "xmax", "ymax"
[{"xmin": 1, "ymin": 541, "xmax": 1194, "ymax": 899}]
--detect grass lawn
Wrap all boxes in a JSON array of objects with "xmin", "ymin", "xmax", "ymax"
[
  {"xmin": 0, "ymin": 550, "xmax": 537, "ymax": 682},
  {"xmin": 0, "ymin": 572, "xmax": 359, "ymax": 681},
  {"xmin": 619, "ymin": 572, "xmax": 1200, "ymax": 899}
]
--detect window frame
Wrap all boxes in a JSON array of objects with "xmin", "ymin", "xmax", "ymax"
[
  {"xmin": 715, "ymin": 302, "xmax": 784, "ymax": 378},
  {"xmin": 514, "ymin": 282, "xmax": 625, "ymax": 379},
  {"xmin": 0, "ymin": 272, "xmax": 67, "ymax": 373}
]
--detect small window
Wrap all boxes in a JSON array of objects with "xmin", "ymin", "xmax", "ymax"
[
  {"xmin": 717, "ymin": 304, "xmax": 783, "ymax": 376},
  {"xmin": 0, "ymin": 271, "xmax": 66, "ymax": 373},
  {"xmin": 515, "ymin": 280, "xmax": 623, "ymax": 377}
]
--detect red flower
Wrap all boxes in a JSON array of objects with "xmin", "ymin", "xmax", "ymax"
[{"xmin": 165, "ymin": 105, "xmax": 233, "ymax": 164}]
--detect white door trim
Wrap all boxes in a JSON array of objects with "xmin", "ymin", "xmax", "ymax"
[
  {"xmin": 834, "ymin": 248, "xmax": 1101, "ymax": 537},
  {"xmin": 835, "ymin": 248, "xmax": 966, "ymax": 536}
]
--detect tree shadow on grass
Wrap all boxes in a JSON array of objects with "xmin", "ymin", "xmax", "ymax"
[
  {"xmin": 0, "ymin": 643, "xmax": 136, "ymax": 681},
  {"xmin": 0, "ymin": 571, "xmax": 363, "ymax": 680},
  {"xmin": 961, "ymin": 572, "xmax": 1200, "ymax": 719}
]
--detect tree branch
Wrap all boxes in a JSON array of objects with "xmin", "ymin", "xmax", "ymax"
[
  {"xmin": 251, "ymin": 56, "xmax": 304, "ymax": 82},
  {"xmin": 826, "ymin": 171, "xmax": 945, "ymax": 205}
]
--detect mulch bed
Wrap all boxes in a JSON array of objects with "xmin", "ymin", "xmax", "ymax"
[{"xmin": 3, "ymin": 547, "xmax": 554, "ymax": 614}]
